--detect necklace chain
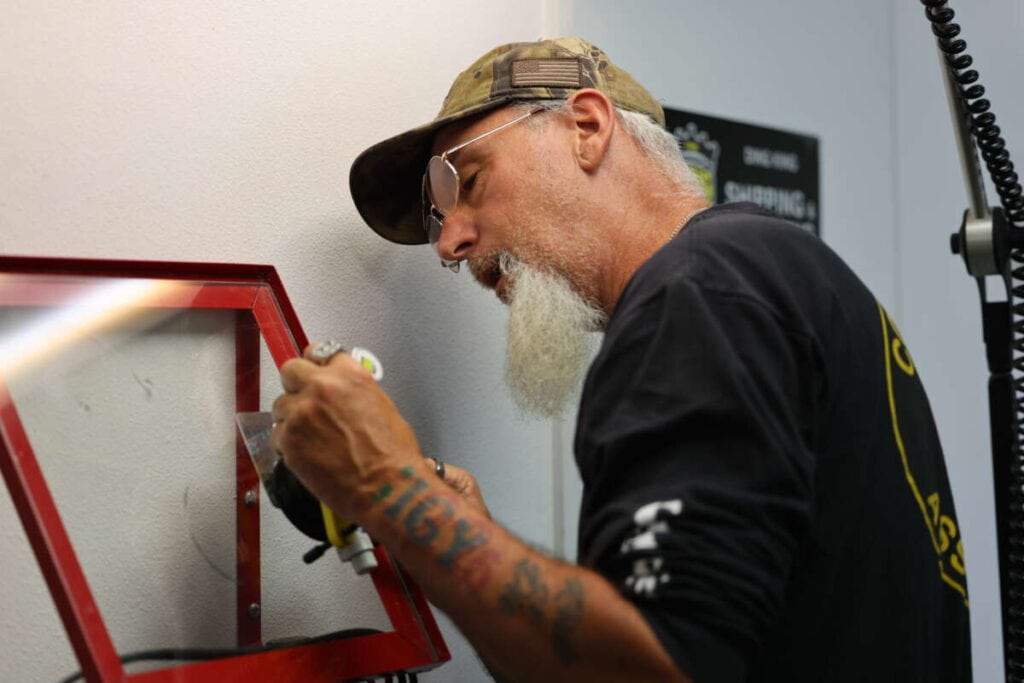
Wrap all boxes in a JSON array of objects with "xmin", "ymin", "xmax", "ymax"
[{"xmin": 668, "ymin": 206, "xmax": 706, "ymax": 243}]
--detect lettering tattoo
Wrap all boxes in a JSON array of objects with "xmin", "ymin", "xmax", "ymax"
[
  {"xmin": 383, "ymin": 479, "xmax": 427, "ymax": 520},
  {"xmin": 372, "ymin": 483, "xmax": 393, "ymax": 501},
  {"xmin": 404, "ymin": 495, "xmax": 455, "ymax": 546},
  {"xmin": 374, "ymin": 468, "xmax": 497, "ymax": 581},
  {"xmin": 438, "ymin": 519, "xmax": 488, "ymax": 567}
]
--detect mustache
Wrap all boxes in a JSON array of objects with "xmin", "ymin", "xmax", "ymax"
[
  {"xmin": 468, "ymin": 251, "xmax": 502, "ymax": 283},
  {"xmin": 469, "ymin": 250, "xmax": 523, "ymax": 292}
]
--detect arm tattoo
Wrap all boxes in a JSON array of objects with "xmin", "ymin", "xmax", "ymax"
[
  {"xmin": 498, "ymin": 558, "xmax": 549, "ymax": 623},
  {"xmin": 498, "ymin": 560, "xmax": 587, "ymax": 666},
  {"xmin": 371, "ymin": 470, "xmax": 499, "ymax": 584},
  {"xmin": 552, "ymin": 578, "xmax": 584, "ymax": 665},
  {"xmin": 375, "ymin": 473, "xmax": 586, "ymax": 667}
]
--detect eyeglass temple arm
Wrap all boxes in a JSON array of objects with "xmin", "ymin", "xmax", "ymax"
[{"xmin": 441, "ymin": 107, "xmax": 544, "ymax": 158}]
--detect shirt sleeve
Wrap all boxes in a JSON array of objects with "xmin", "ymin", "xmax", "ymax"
[{"xmin": 575, "ymin": 272, "xmax": 825, "ymax": 683}]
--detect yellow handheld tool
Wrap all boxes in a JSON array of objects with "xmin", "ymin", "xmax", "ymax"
[
  {"xmin": 234, "ymin": 345, "xmax": 384, "ymax": 575},
  {"xmin": 236, "ymin": 411, "xmax": 377, "ymax": 574}
]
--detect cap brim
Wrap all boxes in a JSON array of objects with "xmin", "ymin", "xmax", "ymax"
[{"xmin": 348, "ymin": 99, "xmax": 512, "ymax": 246}]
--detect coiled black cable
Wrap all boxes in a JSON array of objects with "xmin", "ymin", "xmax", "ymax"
[
  {"xmin": 921, "ymin": 2, "xmax": 1024, "ymax": 681},
  {"xmin": 922, "ymin": 1, "xmax": 1024, "ymax": 227}
]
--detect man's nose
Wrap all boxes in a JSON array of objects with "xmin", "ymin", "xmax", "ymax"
[{"xmin": 435, "ymin": 207, "xmax": 478, "ymax": 264}]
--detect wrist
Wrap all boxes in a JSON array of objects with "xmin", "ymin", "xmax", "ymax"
[
  {"xmin": 350, "ymin": 458, "xmax": 451, "ymax": 540},
  {"xmin": 356, "ymin": 461, "xmax": 502, "ymax": 591}
]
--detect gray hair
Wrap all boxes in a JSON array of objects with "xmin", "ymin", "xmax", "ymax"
[{"xmin": 512, "ymin": 99, "xmax": 702, "ymax": 195}]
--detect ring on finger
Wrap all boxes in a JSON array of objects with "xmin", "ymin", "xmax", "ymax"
[{"xmin": 310, "ymin": 340, "xmax": 346, "ymax": 365}]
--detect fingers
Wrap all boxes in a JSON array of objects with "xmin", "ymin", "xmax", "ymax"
[
  {"xmin": 273, "ymin": 357, "xmax": 349, "ymax": 431},
  {"xmin": 270, "ymin": 391, "xmax": 292, "ymax": 426},
  {"xmin": 426, "ymin": 459, "xmax": 492, "ymax": 519},
  {"xmin": 440, "ymin": 462, "xmax": 476, "ymax": 494},
  {"xmin": 426, "ymin": 457, "xmax": 446, "ymax": 481},
  {"xmin": 280, "ymin": 357, "xmax": 316, "ymax": 394},
  {"xmin": 280, "ymin": 342, "xmax": 381, "ymax": 406},
  {"xmin": 280, "ymin": 351, "xmax": 366, "ymax": 394}
]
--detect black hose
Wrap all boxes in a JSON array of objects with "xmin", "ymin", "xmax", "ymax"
[{"xmin": 56, "ymin": 628, "xmax": 383, "ymax": 683}]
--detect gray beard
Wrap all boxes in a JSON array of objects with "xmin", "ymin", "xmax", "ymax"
[{"xmin": 501, "ymin": 253, "xmax": 605, "ymax": 418}]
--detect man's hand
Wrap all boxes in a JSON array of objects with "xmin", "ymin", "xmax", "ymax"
[{"xmin": 270, "ymin": 345, "xmax": 424, "ymax": 521}]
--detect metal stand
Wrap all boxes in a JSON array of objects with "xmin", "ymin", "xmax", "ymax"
[{"xmin": 933, "ymin": 6, "xmax": 1024, "ymax": 679}]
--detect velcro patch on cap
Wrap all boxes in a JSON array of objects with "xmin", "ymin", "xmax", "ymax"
[{"xmin": 511, "ymin": 58, "xmax": 582, "ymax": 88}]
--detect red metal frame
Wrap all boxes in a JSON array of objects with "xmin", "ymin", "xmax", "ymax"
[
  {"xmin": 235, "ymin": 310, "xmax": 262, "ymax": 647},
  {"xmin": 0, "ymin": 256, "xmax": 449, "ymax": 681}
]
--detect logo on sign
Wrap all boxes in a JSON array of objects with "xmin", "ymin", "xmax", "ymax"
[{"xmin": 673, "ymin": 122, "xmax": 720, "ymax": 202}]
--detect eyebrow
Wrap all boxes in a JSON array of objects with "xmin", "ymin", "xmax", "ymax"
[{"xmin": 446, "ymin": 143, "xmax": 487, "ymax": 178}]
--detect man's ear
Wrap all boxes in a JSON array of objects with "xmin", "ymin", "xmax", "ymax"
[{"xmin": 565, "ymin": 89, "xmax": 616, "ymax": 172}]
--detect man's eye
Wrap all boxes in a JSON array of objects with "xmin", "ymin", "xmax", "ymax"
[{"xmin": 462, "ymin": 173, "xmax": 478, "ymax": 192}]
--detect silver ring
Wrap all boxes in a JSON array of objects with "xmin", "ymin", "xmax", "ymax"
[
  {"xmin": 310, "ymin": 340, "xmax": 346, "ymax": 365},
  {"xmin": 434, "ymin": 459, "xmax": 446, "ymax": 481}
]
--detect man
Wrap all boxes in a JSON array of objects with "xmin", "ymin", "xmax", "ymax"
[{"xmin": 272, "ymin": 38, "xmax": 971, "ymax": 682}]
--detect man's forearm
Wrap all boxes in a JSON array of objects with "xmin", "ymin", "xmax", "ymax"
[{"xmin": 337, "ymin": 459, "xmax": 690, "ymax": 683}]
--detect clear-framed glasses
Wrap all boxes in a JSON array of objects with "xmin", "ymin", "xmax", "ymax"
[{"xmin": 422, "ymin": 107, "xmax": 544, "ymax": 272}]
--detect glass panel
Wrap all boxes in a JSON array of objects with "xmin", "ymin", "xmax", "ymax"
[
  {"xmin": 0, "ymin": 271, "xmax": 394, "ymax": 678},
  {"xmin": 2, "ymin": 301, "xmax": 241, "ymax": 660}
]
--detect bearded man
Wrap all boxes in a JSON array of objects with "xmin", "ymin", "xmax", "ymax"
[{"xmin": 271, "ymin": 38, "xmax": 971, "ymax": 682}]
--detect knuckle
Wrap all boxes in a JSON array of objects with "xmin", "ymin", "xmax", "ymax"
[
  {"xmin": 308, "ymin": 373, "xmax": 345, "ymax": 402},
  {"xmin": 280, "ymin": 358, "xmax": 303, "ymax": 379},
  {"xmin": 289, "ymin": 396, "xmax": 319, "ymax": 424},
  {"xmin": 345, "ymin": 361, "xmax": 376, "ymax": 388}
]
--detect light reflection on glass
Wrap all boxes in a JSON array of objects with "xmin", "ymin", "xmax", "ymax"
[{"xmin": 0, "ymin": 278, "xmax": 188, "ymax": 377}]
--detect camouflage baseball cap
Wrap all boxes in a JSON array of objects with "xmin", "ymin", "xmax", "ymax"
[{"xmin": 348, "ymin": 37, "xmax": 664, "ymax": 245}]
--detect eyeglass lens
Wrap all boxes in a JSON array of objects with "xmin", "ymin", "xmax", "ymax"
[
  {"xmin": 427, "ymin": 156, "xmax": 459, "ymax": 216},
  {"xmin": 424, "ymin": 156, "xmax": 462, "ymax": 271}
]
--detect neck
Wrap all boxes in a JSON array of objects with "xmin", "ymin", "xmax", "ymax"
[{"xmin": 588, "ymin": 188, "xmax": 708, "ymax": 317}]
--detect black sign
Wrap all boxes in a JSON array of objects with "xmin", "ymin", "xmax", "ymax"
[{"xmin": 664, "ymin": 107, "xmax": 820, "ymax": 235}]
